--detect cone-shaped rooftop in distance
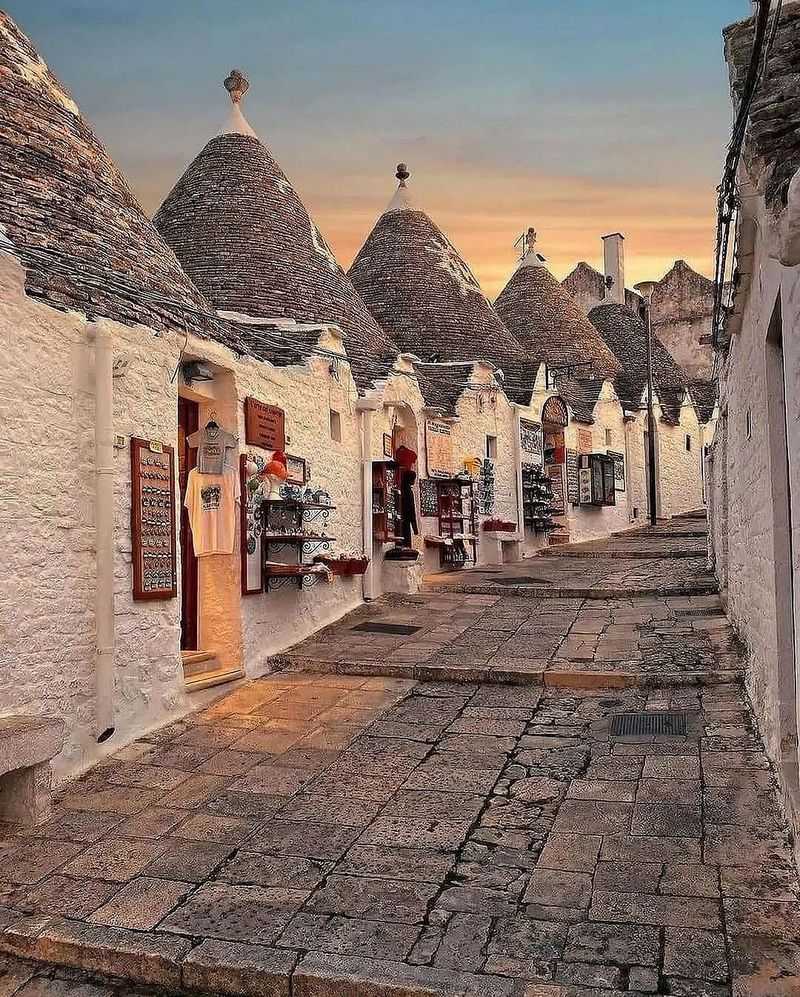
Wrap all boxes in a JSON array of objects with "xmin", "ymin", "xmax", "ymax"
[
  {"xmin": 588, "ymin": 302, "xmax": 689, "ymax": 422},
  {"xmin": 154, "ymin": 72, "xmax": 398, "ymax": 388},
  {"xmin": 0, "ymin": 12, "xmax": 213, "ymax": 334},
  {"xmin": 348, "ymin": 166, "xmax": 532, "ymax": 394},
  {"xmin": 495, "ymin": 228, "xmax": 621, "ymax": 380}
]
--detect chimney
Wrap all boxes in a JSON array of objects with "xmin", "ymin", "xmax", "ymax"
[{"xmin": 602, "ymin": 233, "xmax": 625, "ymax": 304}]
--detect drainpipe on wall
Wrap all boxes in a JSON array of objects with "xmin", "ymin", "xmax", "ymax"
[
  {"xmin": 622, "ymin": 415, "xmax": 635, "ymax": 523},
  {"xmin": 91, "ymin": 321, "xmax": 116, "ymax": 742},
  {"xmin": 357, "ymin": 395, "xmax": 382, "ymax": 601}
]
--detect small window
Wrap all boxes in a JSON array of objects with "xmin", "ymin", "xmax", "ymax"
[
  {"xmin": 605, "ymin": 428, "xmax": 612, "ymax": 446},
  {"xmin": 329, "ymin": 409, "xmax": 342, "ymax": 442},
  {"xmin": 745, "ymin": 408, "xmax": 752, "ymax": 440},
  {"xmin": 685, "ymin": 435, "xmax": 692, "ymax": 452},
  {"xmin": 486, "ymin": 435, "xmax": 498, "ymax": 459}
]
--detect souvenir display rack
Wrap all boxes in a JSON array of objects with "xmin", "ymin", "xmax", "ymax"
[
  {"xmin": 261, "ymin": 498, "xmax": 336, "ymax": 591},
  {"xmin": 131, "ymin": 438, "xmax": 178, "ymax": 600},
  {"xmin": 521, "ymin": 464, "xmax": 559, "ymax": 533},
  {"xmin": 424, "ymin": 477, "xmax": 478, "ymax": 568},
  {"xmin": 371, "ymin": 461, "xmax": 403, "ymax": 543}
]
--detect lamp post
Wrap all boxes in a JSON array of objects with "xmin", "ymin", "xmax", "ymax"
[{"xmin": 634, "ymin": 280, "xmax": 658, "ymax": 527}]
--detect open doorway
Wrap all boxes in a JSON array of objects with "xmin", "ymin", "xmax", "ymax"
[
  {"xmin": 177, "ymin": 396, "xmax": 199, "ymax": 651},
  {"xmin": 765, "ymin": 295, "xmax": 799, "ymax": 799}
]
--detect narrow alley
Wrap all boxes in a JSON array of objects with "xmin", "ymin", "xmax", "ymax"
[{"xmin": 1, "ymin": 518, "xmax": 797, "ymax": 996}]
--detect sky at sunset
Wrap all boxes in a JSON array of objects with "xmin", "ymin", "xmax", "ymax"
[{"xmin": 12, "ymin": 0, "xmax": 745, "ymax": 296}]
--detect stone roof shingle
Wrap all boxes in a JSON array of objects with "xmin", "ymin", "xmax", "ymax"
[
  {"xmin": 587, "ymin": 302, "xmax": 693, "ymax": 424},
  {"xmin": 348, "ymin": 172, "xmax": 531, "ymax": 395},
  {"xmin": 0, "ymin": 12, "xmax": 214, "ymax": 336},
  {"xmin": 154, "ymin": 82, "xmax": 398, "ymax": 389},
  {"xmin": 495, "ymin": 242, "xmax": 621, "ymax": 381},
  {"xmin": 724, "ymin": 4, "xmax": 800, "ymax": 210}
]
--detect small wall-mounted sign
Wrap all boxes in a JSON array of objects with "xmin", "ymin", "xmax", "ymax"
[
  {"xmin": 383, "ymin": 433, "xmax": 393, "ymax": 458},
  {"xmin": 285, "ymin": 454, "xmax": 307, "ymax": 485},
  {"xmin": 113, "ymin": 434, "xmax": 126, "ymax": 450},
  {"xmin": 244, "ymin": 397, "xmax": 286, "ymax": 450}
]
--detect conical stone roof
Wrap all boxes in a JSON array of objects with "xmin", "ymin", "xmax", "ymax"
[
  {"xmin": 588, "ymin": 302, "xmax": 689, "ymax": 423},
  {"xmin": 0, "ymin": 12, "xmax": 213, "ymax": 334},
  {"xmin": 495, "ymin": 229, "xmax": 621, "ymax": 380},
  {"xmin": 348, "ymin": 167, "xmax": 531, "ymax": 393},
  {"xmin": 154, "ymin": 73, "xmax": 397, "ymax": 388}
]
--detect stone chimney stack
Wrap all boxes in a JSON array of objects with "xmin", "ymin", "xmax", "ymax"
[{"xmin": 602, "ymin": 232, "xmax": 625, "ymax": 304}]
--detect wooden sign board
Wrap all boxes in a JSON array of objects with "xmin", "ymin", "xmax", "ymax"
[
  {"xmin": 607, "ymin": 450, "xmax": 626, "ymax": 491},
  {"xmin": 244, "ymin": 397, "xmax": 285, "ymax": 450},
  {"xmin": 565, "ymin": 449, "xmax": 580, "ymax": 504},
  {"xmin": 578, "ymin": 428, "xmax": 593, "ymax": 454},
  {"xmin": 426, "ymin": 420, "xmax": 453, "ymax": 478}
]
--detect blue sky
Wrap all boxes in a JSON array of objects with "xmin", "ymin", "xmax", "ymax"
[{"xmin": 11, "ymin": 0, "xmax": 745, "ymax": 292}]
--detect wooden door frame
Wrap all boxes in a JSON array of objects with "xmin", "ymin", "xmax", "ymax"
[{"xmin": 178, "ymin": 396, "xmax": 199, "ymax": 651}]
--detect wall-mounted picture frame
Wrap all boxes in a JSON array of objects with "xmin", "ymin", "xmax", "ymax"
[
  {"xmin": 382, "ymin": 433, "xmax": 393, "ymax": 457},
  {"xmin": 285, "ymin": 454, "xmax": 307, "ymax": 485}
]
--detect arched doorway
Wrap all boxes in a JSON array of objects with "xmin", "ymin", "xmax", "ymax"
[{"xmin": 542, "ymin": 395, "xmax": 568, "ymax": 518}]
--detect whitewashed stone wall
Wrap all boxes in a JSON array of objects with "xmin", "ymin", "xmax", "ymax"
[{"xmin": 711, "ymin": 188, "xmax": 800, "ymax": 827}]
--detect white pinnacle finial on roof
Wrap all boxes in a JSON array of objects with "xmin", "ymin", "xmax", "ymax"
[
  {"xmin": 220, "ymin": 68, "xmax": 257, "ymax": 138},
  {"xmin": 385, "ymin": 162, "xmax": 415, "ymax": 213},
  {"xmin": 517, "ymin": 225, "xmax": 548, "ymax": 270}
]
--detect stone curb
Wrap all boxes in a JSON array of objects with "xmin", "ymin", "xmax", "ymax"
[
  {"xmin": 536, "ymin": 548, "xmax": 705, "ymax": 560},
  {"xmin": 423, "ymin": 583, "xmax": 719, "ymax": 598},
  {"xmin": 271, "ymin": 656, "xmax": 743, "ymax": 691}
]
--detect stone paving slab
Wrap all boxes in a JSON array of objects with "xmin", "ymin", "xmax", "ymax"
[{"xmin": 1, "ymin": 672, "xmax": 799, "ymax": 996}]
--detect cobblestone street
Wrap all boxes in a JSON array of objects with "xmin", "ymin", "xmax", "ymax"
[{"xmin": 1, "ymin": 520, "xmax": 798, "ymax": 996}]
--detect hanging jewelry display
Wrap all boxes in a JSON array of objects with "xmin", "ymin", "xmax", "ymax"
[{"xmin": 131, "ymin": 438, "xmax": 178, "ymax": 600}]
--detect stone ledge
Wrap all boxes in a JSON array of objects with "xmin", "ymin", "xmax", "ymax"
[
  {"xmin": 0, "ymin": 716, "xmax": 64, "ymax": 774},
  {"xmin": 182, "ymin": 938, "xmax": 299, "ymax": 996},
  {"xmin": 0, "ymin": 916, "xmax": 191, "ymax": 989},
  {"xmin": 293, "ymin": 951, "xmax": 517, "ymax": 997}
]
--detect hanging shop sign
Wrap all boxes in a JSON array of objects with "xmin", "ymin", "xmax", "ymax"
[
  {"xmin": 419, "ymin": 478, "xmax": 439, "ymax": 518},
  {"xmin": 425, "ymin": 420, "xmax": 454, "ymax": 478},
  {"xmin": 607, "ymin": 450, "xmax": 626, "ymax": 491},
  {"xmin": 565, "ymin": 449, "xmax": 580, "ymax": 504},
  {"xmin": 382, "ymin": 433, "xmax": 393, "ymax": 458},
  {"xmin": 519, "ymin": 419, "xmax": 543, "ymax": 461},
  {"xmin": 244, "ymin": 397, "xmax": 286, "ymax": 450},
  {"xmin": 578, "ymin": 467, "xmax": 592, "ymax": 505},
  {"xmin": 578, "ymin": 428, "xmax": 593, "ymax": 454},
  {"xmin": 130, "ymin": 438, "xmax": 177, "ymax": 601},
  {"xmin": 547, "ymin": 464, "xmax": 566, "ymax": 515},
  {"xmin": 542, "ymin": 396, "xmax": 569, "ymax": 427},
  {"xmin": 478, "ymin": 458, "xmax": 496, "ymax": 515}
]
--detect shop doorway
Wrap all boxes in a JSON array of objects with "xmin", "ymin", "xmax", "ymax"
[
  {"xmin": 765, "ymin": 297, "xmax": 799, "ymax": 796},
  {"xmin": 178, "ymin": 396, "xmax": 199, "ymax": 651},
  {"xmin": 542, "ymin": 396, "xmax": 568, "ymax": 530}
]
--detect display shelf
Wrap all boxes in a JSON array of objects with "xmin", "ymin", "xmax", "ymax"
[{"xmin": 260, "ymin": 500, "xmax": 337, "ymax": 593}]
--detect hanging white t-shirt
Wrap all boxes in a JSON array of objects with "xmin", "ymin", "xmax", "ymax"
[{"xmin": 184, "ymin": 468, "xmax": 240, "ymax": 556}]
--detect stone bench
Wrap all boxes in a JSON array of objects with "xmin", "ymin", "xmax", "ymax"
[
  {"xmin": 482, "ymin": 530, "xmax": 524, "ymax": 566},
  {"xmin": 0, "ymin": 716, "xmax": 65, "ymax": 825}
]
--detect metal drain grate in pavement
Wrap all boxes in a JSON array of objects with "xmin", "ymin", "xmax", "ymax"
[
  {"xmin": 351, "ymin": 622, "xmax": 422, "ymax": 635},
  {"xmin": 610, "ymin": 712, "xmax": 687, "ymax": 736}
]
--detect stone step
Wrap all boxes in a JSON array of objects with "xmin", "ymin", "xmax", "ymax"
[
  {"xmin": 271, "ymin": 653, "xmax": 742, "ymax": 689},
  {"xmin": 536, "ymin": 547, "xmax": 706, "ymax": 560},
  {"xmin": 425, "ymin": 581, "xmax": 719, "ymax": 598},
  {"xmin": 184, "ymin": 665, "xmax": 245, "ymax": 692}
]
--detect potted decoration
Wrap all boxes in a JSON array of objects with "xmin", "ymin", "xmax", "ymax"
[
  {"xmin": 482, "ymin": 518, "xmax": 517, "ymax": 532},
  {"xmin": 315, "ymin": 552, "xmax": 370, "ymax": 576}
]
